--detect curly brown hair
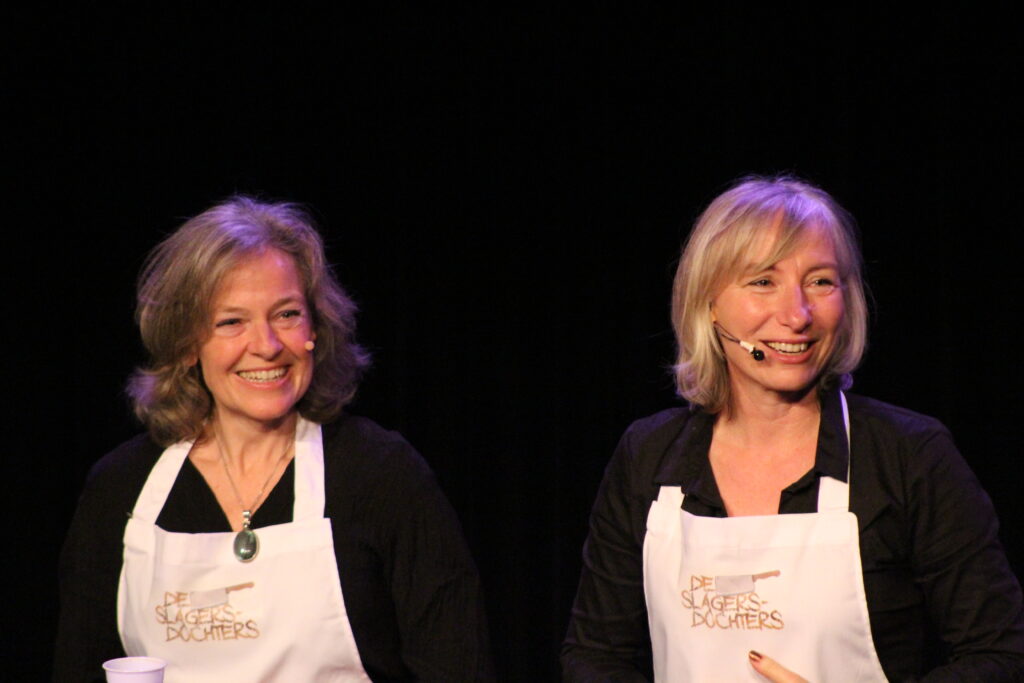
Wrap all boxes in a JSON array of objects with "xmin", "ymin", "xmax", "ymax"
[{"xmin": 127, "ymin": 196, "xmax": 370, "ymax": 445}]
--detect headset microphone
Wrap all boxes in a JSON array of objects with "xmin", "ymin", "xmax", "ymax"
[
  {"xmin": 743, "ymin": 343, "xmax": 766, "ymax": 362},
  {"xmin": 713, "ymin": 323, "xmax": 765, "ymax": 361}
]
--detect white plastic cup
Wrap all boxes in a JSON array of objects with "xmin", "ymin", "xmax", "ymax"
[{"xmin": 102, "ymin": 656, "xmax": 167, "ymax": 682}]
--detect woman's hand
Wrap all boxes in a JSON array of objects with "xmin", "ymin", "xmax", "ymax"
[{"xmin": 748, "ymin": 650, "xmax": 808, "ymax": 682}]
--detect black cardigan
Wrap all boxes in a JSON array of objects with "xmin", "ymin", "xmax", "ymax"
[
  {"xmin": 55, "ymin": 414, "xmax": 494, "ymax": 682},
  {"xmin": 563, "ymin": 390, "xmax": 1024, "ymax": 681}
]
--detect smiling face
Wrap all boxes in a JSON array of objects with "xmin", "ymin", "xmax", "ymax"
[
  {"xmin": 711, "ymin": 227, "xmax": 845, "ymax": 404},
  {"xmin": 196, "ymin": 248, "xmax": 315, "ymax": 430}
]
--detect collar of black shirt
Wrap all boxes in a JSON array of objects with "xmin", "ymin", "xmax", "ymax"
[{"xmin": 652, "ymin": 387, "xmax": 850, "ymax": 516}]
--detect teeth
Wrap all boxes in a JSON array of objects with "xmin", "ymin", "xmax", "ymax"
[
  {"xmin": 765, "ymin": 341, "xmax": 809, "ymax": 354},
  {"xmin": 238, "ymin": 368, "xmax": 286, "ymax": 381}
]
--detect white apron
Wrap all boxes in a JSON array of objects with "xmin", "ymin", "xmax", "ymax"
[
  {"xmin": 117, "ymin": 418, "xmax": 371, "ymax": 682},
  {"xmin": 643, "ymin": 394, "xmax": 888, "ymax": 682}
]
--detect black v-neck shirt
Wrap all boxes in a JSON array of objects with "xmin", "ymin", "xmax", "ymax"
[{"xmin": 157, "ymin": 456, "xmax": 295, "ymax": 532}]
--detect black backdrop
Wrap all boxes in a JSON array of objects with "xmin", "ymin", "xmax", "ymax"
[{"xmin": 7, "ymin": 7, "xmax": 1023, "ymax": 681}]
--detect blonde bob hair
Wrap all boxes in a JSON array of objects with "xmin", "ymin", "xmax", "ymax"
[
  {"xmin": 672, "ymin": 176, "xmax": 867, "ymax": 413},
  {"xmin": 127, "ymin": 196, "xmax": 370, "ymax": 446}
]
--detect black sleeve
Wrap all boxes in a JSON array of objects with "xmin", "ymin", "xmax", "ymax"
[
  {"xmin": 907, "ymin": 429, "xmax": 1024, "ymax": 681},
  {"xmin": 561, "ymin": 424, "xmax": 655, "ymax": 682},
  {"xmin": 387, "ymin": 454, "xmax": 494, "ymax": 682},
  {"xmin": 53, "ymin": 437, "xmax": 156, "ymax": 683},
  {"xmin": 327, "ymin": 419, "xmax": 495, "ymax": 683}
]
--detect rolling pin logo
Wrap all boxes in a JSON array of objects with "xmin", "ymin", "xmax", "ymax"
[
  {"xmin": 153, "ymin": 582, "xmax": 261, "ymax": 642},
  {"xmin": 680, "ymin": 571, "xmax": 785, "ymax": 631}
]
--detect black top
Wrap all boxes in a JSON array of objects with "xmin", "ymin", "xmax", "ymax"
[
  {"xmin": 562, "ymin": 390, "xmax": 1024, "ymax": 681},
  {"xmin": 55, "ymin": 415, "xmax": 495, "ymax": 683}
]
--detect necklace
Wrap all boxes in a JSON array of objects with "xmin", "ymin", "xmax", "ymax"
[{"xmin": 215, "ymin": 432, "xmax": 294, "ymax": 563}]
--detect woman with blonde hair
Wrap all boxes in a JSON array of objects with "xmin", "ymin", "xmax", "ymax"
[
  {"xmin": 563, "ymin": 176, "xmax": 1024, "ymax": 680},
  {"xmin": 56, "ymin": 197, "xmax": 493, "ymax": 681}
]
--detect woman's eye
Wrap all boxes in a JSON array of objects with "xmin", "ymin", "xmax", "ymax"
[
  {"xmin": 748, "ymin": 278, "xmax": 772, "ymax": 287},
  {"xmin": 809, "ymin": 278, "xmax": 838, "ymax": 292},
  {"xmin": 276, "ymin": 309, "xmax": 305, "ymax": 326},
  {"xmin": 212, "ymin": 318, "xmax": 244, "ymax": 336}
]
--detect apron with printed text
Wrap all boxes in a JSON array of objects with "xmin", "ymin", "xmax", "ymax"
[
  {"xmin": 117, "ymin": 418, "xmax": 371, "ymax": 682},
  {"xmin": 643, "ymin": 394, "xmax": 888, "ymax": 681}
]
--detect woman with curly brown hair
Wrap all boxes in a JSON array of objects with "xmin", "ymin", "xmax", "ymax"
[{"xmin": 56, "ymin": 197, "xmax": 493, "ymax": 682}]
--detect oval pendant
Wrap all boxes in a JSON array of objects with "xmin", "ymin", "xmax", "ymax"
[{"xmin": 233, "ymin": 528, "xmax": 259, "ymax": 563}]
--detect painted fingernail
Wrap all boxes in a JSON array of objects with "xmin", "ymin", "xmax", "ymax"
[{"xmin": 749, "ymin": 650, "xmax": 763, "ymax": 662}]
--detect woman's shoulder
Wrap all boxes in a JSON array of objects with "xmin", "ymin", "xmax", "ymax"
[
  {"xmin": 603, "ymin": 406, "xmax": 704, "ymax": 490},
  {"xmin": 624, "ymin": 406, "xmax": 694, "ymax": 437},
  {"xmin": 317, "ymin": 413, "xmax": 436, "ymax": 492},
  {"xmin": 316, "ymin": 415, "xmax": 465, "ymax": 547},
  {"xmin": 618, "ymin": 406, "xmax": 699, "ymax": 459},
  {"xmin": 844, "ymin": 392, "xmax": 952, "ymax": 442},
  {"xmin": 64, "ymin": 434, "xmax": 164, "ymax": 559},
  {"xmin": 319, "ymin": 413, "xmax": 422, "ymax": 462},
  {"xmin": 82, "ymin": 433, "xmax": 165, "ymax": 499},
  {"xmin": 844, "ymin": 392, "xmax": 973, "ymax": 495}
]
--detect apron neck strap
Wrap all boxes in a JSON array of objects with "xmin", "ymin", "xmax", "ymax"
[
  {"xmin": 130, "ymin": 441, "xmax": 192, "ymax": 523},
  {"xmin": 816, "ymin": 391, "xmax": 851, "ymax": 512},
  {"xmin": 292, "ymin": 418, "xmax": 326, "ymax": 520}
]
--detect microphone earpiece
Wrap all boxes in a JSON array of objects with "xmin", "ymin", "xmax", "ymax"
[
  {"xmin": 714, "ymin": 323, "xmax": 765, "ymax": 362},
  {"xmin": 304, "ymin": 340, "xmax": 316, "ymax": 351}
]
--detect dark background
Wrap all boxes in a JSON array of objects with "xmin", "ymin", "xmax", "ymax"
[{"xmin": 7, "ymin": 6, "xmax": 1022, "ymax": 681}]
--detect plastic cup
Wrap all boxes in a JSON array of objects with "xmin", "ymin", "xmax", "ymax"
[{"xmin": 102, "ymin": 656, "xmax": 167, "ymax": 682}]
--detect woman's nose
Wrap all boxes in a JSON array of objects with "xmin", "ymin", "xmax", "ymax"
[
  {"xmin": 249, "ymin": 321, "xmax": 283, "ymax": 356},
  {"xmin": 777, "ymin": 286, "xmax": 812, "ymax": 330}
]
